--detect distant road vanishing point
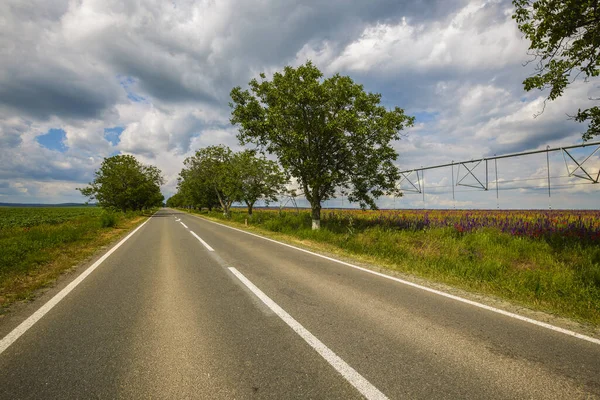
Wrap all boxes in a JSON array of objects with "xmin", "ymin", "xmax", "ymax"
[{"xmin": 0, "ymin": 208, "xmax": 599, "ymax": 399}]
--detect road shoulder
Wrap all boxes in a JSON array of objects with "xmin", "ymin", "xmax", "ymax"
[{"xmin": 0, "ymin": 215, "xmax": 151, "ymax": 339}]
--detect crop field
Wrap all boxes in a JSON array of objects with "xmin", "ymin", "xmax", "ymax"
[
  {"xmin": 191, "ymin": 207, "xmax": 600, "ymax": 325},
  {"xmin": 0, "ymin": 207, "xmax": 103, "ymax": 228},
  {"xmin": 0, "ymin": 207, "xmax": 147, "ymax": 309}
]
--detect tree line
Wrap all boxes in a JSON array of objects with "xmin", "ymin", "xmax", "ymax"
[
  {"xmin": 167, "ymin": 145, "xmax": 287, "ymax": 216},
  {"xmin": 78, "ymin": 155, "xmax": 164, "ymax": 212},
  {"xmin": 168, "ymin": 61, "xmax": 413, "ymax": 228}
]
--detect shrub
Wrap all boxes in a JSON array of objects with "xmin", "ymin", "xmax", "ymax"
[{"xmin": 100, "ymin": 211, "xmax": 119, "ymax": 228}]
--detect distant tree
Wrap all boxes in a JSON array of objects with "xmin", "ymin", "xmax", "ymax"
[
  {"xmin": 513, "ymin": 0, "xmax": 600, "ymax": 140},
  {"xmin": 78, "ymin": 155, "xmax": 164, "ymax": 212},
  {"xmin": 180, "ymin": 145, "xmax": 243, "ymax": 217},
  {"xmin": 237, "ymin": 150, "xmax": 288, "ymax": 215},
  {"xmin": 177, "ymin": 165, "xmax": 220, "ymax": 211},
  {"xmin": 230, "ymin": 61, "xmax": 413, "ymax": 229},
  {"xmin": 166, "ymin": 192, "xmax": 185, "ymax": 208}
]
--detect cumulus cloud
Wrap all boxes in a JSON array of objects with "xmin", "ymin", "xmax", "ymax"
[{"xmin": 0, "ymin": 0, "xmax": 598, "ymax": 207}]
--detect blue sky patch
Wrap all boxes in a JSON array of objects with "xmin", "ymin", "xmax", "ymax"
[
  {"xmin": 127, "ymin": 92, "xmax": 147, "ymax": 103},
  {"xmin": 104, "ymin": 126, "xmax": 124, "ymax": 146},
  {"xmin": 118, "ymin": 75, "xmax": 148, "ymax": 103},
  {"xmin": 36, "ymin": 128, "xmax": 68, "ymax": 152},
  {"xmin": 413, "ymin": 111, "xmax": 439, "ymax": 123}
]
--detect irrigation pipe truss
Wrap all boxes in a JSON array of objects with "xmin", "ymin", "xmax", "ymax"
[{"xmin": 397, "ymin": 141, "xmax": 600, "ymax": 208}]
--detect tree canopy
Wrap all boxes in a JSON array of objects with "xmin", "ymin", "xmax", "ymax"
[
  {"xmin": 78, "ymin": 155, "xmax": 164, "ymax": 212},
  {"xmin": 230, "ymin": 61, "xmax": 413, "ymax": 229},
  {"xmin": 180, "ymin": 145, "xmax": 241, "ymax": 216},
  {"xmin": 176, "ymin": 145, "xmax": 287, "ymax": 216},
  {"xmin": 237, "ymin": 150, "xmax": 287, "ymax": 215},
  {"xmin": 513, "ymin": 0, "xmax": 600, "ymax": 140},
  {"xmin": 177, "ymin": 156, "xmax": 221, "ymax": 212},
  {"xmin": 166, "ymin": 192, "xmax": 186, "ymax": 208}
]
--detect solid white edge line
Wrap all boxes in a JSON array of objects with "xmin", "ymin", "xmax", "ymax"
[
  {"xmin": 190, "ymin": 231, "xmax": 214, "ymax": 251},
  {"xmin": 186, "ymin": 212, "xmax": 600, "ymax": 346},
  {"xmin": 180, "ymin": 222, "xmax": 189, "ymax": 229},
  {"xmin": 228, "ymin": 267, "xmax": 388, "ymax": 400},
  {"xmin": 0, "ymin": 214, "xmax": 154, "ymax": 355}
]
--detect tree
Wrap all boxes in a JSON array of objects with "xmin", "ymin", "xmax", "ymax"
[
  {"xmin": 177, "ymin": 164, "xmax": 220, "ymax": 211},
  {"xmin": 230, "ymin": 61, "xmax": 413, "ymax": 229},
  {"xmin": 78, "ymin": 155, "xmax": 164, "ymax": 212},
  {"xmin": 180, "ymin": 145, "xmax": 243, "ymax": 216},
  {"xmin": 513, "ymin": 0, "xmax": 600, "ymax": 140},
  {"xmin": 237, "ymin": 150, "xmax": 288, "ymax": 215},
  {"xmin": 166, "ymin": 192, "xmax": 185, "ymax": 208}
]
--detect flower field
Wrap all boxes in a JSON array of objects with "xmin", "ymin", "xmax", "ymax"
[{"xmin": 321, "ymin": 209, "xmax": 600, "ymax": 242}]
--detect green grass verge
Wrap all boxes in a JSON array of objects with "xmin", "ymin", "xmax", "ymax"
[
  {"xmin": 0, "ymin": 208, "xmax": 155, "ymax": 310},
  {"xmin": 181, "ymin": 208, "xmax": 600, "ymax": 327}
]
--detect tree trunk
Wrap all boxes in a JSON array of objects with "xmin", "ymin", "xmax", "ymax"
[
  {"xmin": 214, "ymin": 186, "xmax": 228, "ymax": 216},
  {"xmin": 311, "ymin": 206, "xmax": 321, "ymax": 230},
  {"xmin": 246, "ymin": 201, "xmax": 254, "ymax": 216},
  {"xmin": 223, "ymin": 200, "xmax": 233, "ymax": 217}
]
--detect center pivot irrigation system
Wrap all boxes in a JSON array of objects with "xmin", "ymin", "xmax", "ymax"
[{"xmin": 398, "ymin": 141, "xmax": 600, "ymax": 208}]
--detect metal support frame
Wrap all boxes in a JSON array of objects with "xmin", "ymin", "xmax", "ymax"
[
  {"xmin": 455, "ymin": 160, "xmax": 488, "ymax": 190},
  {"xmin": 399, "ymin": 141, "xmax": 600, "ymax": 193},
  {"xmin": 494, "ymin": 157, "xmax": 499, "ymax": 209},
  {"xmin": 561, "ymin": 146, "xmax": 600, "ymax": 183},
  {"xmin": 546, "ymin": 146, "xmax": 551, "ymax": 209},
  {"xmin": 399, "ymin": 170, "xmax": 422, "ymax": 193}
]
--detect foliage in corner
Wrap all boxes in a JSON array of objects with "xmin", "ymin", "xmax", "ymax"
[{"xmin": 513, "ymin": 0, "xmax": 600, "ymax": 140}]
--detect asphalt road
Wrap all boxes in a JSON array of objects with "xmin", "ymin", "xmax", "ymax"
[{"xmin": 1, "ymin": 208, "xmax": 599, "ymax": 399}]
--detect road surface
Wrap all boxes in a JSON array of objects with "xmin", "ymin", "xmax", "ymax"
[{"xmin": 1, "ymin": 208, "xmax": 599, "ymax": 399}]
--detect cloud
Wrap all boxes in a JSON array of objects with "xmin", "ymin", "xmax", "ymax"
[
  {"xmin": 0, "ymin": 118, "xmax": 27, "ymax": 148},
  {"xmin": 0, "ymin": 1, "xmax": 122, "ymax": 122},
  {"xmin": 0, "ymin": 0, "xmax": 598, "ymax": 207},
  {"xmin": 298, "ymin": 1, "xmax": 525, "ymax": 74}
]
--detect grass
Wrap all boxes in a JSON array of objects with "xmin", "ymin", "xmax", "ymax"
[
  {"xmin": 181, "ymin": 208, "xmax": 600, "ymax": 327},
  {"xmin": 0, "ymin": 207, "xmax": 153, "ymax": 310}
]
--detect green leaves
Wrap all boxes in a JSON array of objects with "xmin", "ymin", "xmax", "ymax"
[
  {"xmin": 176, "ymin": 146, "xmax": 287, "ymax": 216},
  {"xmin": 575, "ymin": 106, "xmax": 600, "ymax": 140},
  {"xmin": 179, "ymin": 145, "xmax": 241, "ymax": 216},
  {"xmin": 237, "ymin": 150, "xmax": 287, "ymax": 214},
  {"xmin": 230, "ymin": 61, "xmax": 413, "ymax": 225},
  {"xmin": 513, "ymin": 0, "xmax": 600, "ymax": 139},
  {"xmin": 77, "ymin": 155, "xmax": 164, "ymax": 212}
]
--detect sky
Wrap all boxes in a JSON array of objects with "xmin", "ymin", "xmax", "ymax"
[{"xmin": 0, "ymin": 0, "xmax": 598, "ymax": 209}]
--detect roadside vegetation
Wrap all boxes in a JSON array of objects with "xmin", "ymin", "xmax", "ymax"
[
  {"xmin": 78, "ymin": 154, "xmax": 164, "ymax": 211},
  {"xmin": 0, "ymin": 207, "xmax": 155, "ymax": 311},
  {"xmin": 180, "ymin": 207, "xmax": 600, "ymax": 327},
  {"xmin": 1, "ymin": 154, "xmax": 165, "ymax": 311},
  {"xmin": 166, "ymin": 60, "xmax": 600, "ymax": 327}
]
